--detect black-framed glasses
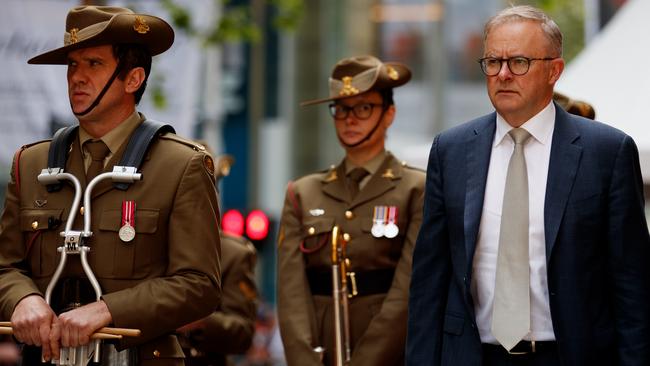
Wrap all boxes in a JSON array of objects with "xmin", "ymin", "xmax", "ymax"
[
  {"xmin": 478, "ymin": 56, "xmax": 557, "ymax": 76},
  {"xmin": 328, "ymin": 103, "xmax": 384, "ymax": 120}
]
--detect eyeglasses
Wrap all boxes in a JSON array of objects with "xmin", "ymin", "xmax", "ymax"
[
  {"xmin": 478, "ymin": 56, "xmax": 557, "ymax": 76},
  {"xmin": 329, "ymin": 103, "xmax": 384, "ymax": 120}
]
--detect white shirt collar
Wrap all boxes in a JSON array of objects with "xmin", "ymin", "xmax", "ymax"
[{"xmin": 494, "ymin": 102, "xmax": 556, "ymax": 147}]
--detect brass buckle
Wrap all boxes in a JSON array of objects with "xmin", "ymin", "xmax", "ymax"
[{"xmin": 347, "ymin": 272, "xmax": 358, "ymax": 298}]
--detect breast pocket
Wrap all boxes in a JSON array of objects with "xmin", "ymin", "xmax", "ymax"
[
  {"xmin": 300, "ymin": 217, "xmax": 334, "ymax": 252},
  {"xmin": 94, "ymin": 208, "xmax": 161, "ymax": 279},
  {"xmin": 19, "ymin": 208, "xmax": 65, "ymax": 277},
  {"xmin": 360, "ymin": 216, "xmax": 406, "ymax": 261}
]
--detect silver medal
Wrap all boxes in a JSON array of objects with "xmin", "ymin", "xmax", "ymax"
[
  {"xmin": 384, "ymin": 223, "xmax": 399, "ymax": 238},
  {"xmin": 119, "ymin": 224, "xmax": 136, "ymax": 242},
  {"xmin": 371, "ymin": 222, "xmax": 385, "ymax": 238}
]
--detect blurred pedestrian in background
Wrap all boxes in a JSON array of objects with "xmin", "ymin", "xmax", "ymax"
[
  {"xmin": 553, "ymin": 91, "xmax": 595, "ymax": 119},
  {"xmin": 178, "ymin": 154, "xmax": 259, "ymax": 366}
]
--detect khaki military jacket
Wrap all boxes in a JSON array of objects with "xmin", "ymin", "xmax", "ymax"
[
  {"xmin": 277, "ymin": 152, "xmax": 425, "ymax": 366},
  {"xmin": 0, "ymin": 118, "xmax": 221, "ymax": 364},
  {"xmin": 180, "ymin": 233, "xmax": 257, "ymax": 366}
]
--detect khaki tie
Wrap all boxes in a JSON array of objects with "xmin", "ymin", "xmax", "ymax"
[
  {"xmin": 84, "ymin": 140, "xmax": 110, "ymax": 182},
  {"xmin": 347, "ymin": 167, "xmax": 369, "ymax": 200},
  {"xmin": 491, "ymin": 128, "xmax": 532, "ymax": 351}
]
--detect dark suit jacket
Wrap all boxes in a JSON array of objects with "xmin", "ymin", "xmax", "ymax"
[{"xmin": 406, "ymin": 104, "xmax": 650, "ymax": 366}]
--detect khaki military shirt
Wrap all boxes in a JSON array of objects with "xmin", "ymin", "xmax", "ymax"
[
  {"xmin": 179, "ymin": 233, "xmax": 258, "ymax": 366},
  {"xmin": 277, "ymin": 152, "xmax": 425, "ymax": 366},
  {"xmin": 0, "ymin": 114, "xmax": 222, "ymax": 364}
]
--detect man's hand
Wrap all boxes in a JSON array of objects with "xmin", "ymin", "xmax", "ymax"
[
  {"xmin": 58, "ymin": 300, "xmax": 113, "ymax": 348},
  {"xmin": 10, "ymin": 294, "xmax": 59, "ymax": 361}
]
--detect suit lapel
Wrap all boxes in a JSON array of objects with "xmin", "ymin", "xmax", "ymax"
[
  {"xmin": 544, "ymin": 105, "xmax": 582, "ymax": 262},
  {"xmin": 464, "ymin": 115, "xmax": 496, "ymax": 273}
]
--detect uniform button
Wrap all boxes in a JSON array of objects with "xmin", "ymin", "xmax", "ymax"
[
  {"xmin": 343, "ymin": 233, "xmax": 351, "ymax": 241},
  {"xmin": 308, "ymin": 227, "xmax": 316, "ymax": 235},
  {"xmin": 31, "ymin": 221, "xmax": 39, "ymax": 230},
  {"xmin": 345, "ymin": 210, "xmax": 354, "ymax": 219},
  {"xmin": 80, "ymin": 206, "xmax": 85, "ymax": 215},
  {"xmin": 153, "ymin": 350, "xmax": 160, "ymax": 358}
]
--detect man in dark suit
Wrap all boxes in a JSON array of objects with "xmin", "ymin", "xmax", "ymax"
[{"xmin": 407, "ymin": 5, "xmax": 650, "ymax": 366}]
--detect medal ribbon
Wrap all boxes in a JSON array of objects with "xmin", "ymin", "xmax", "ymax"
[
  {"xmin": 373, "ymin": 206, "xmax": 386, "ymax": 225},
  {"xmin": 122, "ymin": 200, "xmax": 136, "ymax": 228},
  {"xmin": 387, "ymin": 206, "xmax": 397, "ymax": 225}
]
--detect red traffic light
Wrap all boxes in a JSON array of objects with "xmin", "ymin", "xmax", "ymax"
[
  {"xmin": 222, "ymin": 209, "xmax": 245, "ymax": 237},
  {"xmin": 246, "ymin": 209, "xmax": 269, "ymax": 241}
]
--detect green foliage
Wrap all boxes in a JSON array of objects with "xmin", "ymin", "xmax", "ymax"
[
  {"xmin": 161, "ymin": 0, "xmax": 304, "ymax": 45},
  {"xmin": 512, "ymin": 0, "xmax": 585, "ymax": 62},
  {"xmin": 160, "ymin": 0, "xmax": 193, "ymax": 34},
  {"xmin": 269, "ymin": 0, "xmax": 304, "ymax": 31},
  {"xmin": 149, "ymin": 73, "xmax": 168, "ymax": 109},
  {"xmin": 206, "ymin": 6, "xmax": 261, "ymax": 44}
]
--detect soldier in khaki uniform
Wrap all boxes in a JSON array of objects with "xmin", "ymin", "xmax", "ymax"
[
  {"xmin": 0, "ymin": 6, "xmax": 221, "ymax": 365},
  {"xmin": 277, "ymin": 56, "xmax": 425, "ymax": 366},
  {"xmin": 178, "ymin": 233, "xmax": 257, "ymax": 366},
  {"xmin": 178, "ymin": 157, "xmax": 258, "ymax": 366}
]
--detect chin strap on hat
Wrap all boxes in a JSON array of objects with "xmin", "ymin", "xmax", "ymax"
[
  {"xmin": 338, "ymin": 107, "xmax": 387, "ymax": 149},
  {"xmin": 72, "ymin": 60, "xmax": 124, "ymax": 117}
]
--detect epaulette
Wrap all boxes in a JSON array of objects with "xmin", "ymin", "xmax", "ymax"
[
  {"xmin": 400, "ymin": 160, "xmax": 426, "ymax": 173},
  {"xmin": 14, "ymin": 140, "xmax": 51, "ymax": 195},
  {"xmin": 20, "ymin": 139, "xmax": 51, "ymax": 151},
  {"xmin": 159, "ymin": 134, "xmax": 207, "ymax": 152}
]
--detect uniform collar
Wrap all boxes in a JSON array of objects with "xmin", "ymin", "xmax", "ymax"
[
  {"xmin": 344, "ymin": 149, "xmax": 387, "ymax": 177},
  {"xmin": 79, "ymin": 111, "xmax": 144, "ymax": 157}
]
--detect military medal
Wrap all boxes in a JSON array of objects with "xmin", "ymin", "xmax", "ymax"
[
  {"xmin": 371, "ymin": 206, "xmax": 386, "ymax": 238},
  {"xmin": 119, "ymin": 200, "xmax": 136, "ymax": 242},
  {"xmin": 384, "ymin": 206, "xmax": 399, "ymax": 238}
]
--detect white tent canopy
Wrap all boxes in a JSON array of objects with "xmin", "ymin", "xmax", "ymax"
[{"xmin": 556, "ymin": 0, "xmax": 650, "ymax": 182}]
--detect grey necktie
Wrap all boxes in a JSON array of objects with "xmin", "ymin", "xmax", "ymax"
[
  {"xmin": 85, "ymin": 140, "xmax": 110, "ymax": 182},
  {"xmin": 491, "ymin": 128, "xmax": 532, "ymax": 351}
]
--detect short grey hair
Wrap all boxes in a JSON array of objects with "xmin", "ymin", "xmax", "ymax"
[{"xmin": 484, "ymin": 5, "xmax": 563, "ymax": 57}]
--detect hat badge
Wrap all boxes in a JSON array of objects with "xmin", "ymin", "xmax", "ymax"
[
  {"xmin": 386, "ymin": 66, "xmax": 399, "ymax": 81},
  {"xmin": 339, "ymin": 76, "xmax": 359, "ymax": 96},
  {"xmin": 133, "ymin": 16, "xmax": 150, "ymax": 34},
  {"xmin": 69, "ymin": 28, "xmax": 79, "ymax": 45}
]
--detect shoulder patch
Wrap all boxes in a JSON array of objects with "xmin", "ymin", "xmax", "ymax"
[
  {"xmin": 203, "ymin": 155, "xmax": 215, "ymax": 178},
  {"xmin": 158, "ymin": 133, "xmax": 206, "ymax": 152}
]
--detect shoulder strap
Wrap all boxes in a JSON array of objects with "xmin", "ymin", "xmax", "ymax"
[
  {"xmin": 46, "ymin": 125, "xmax": 79, "ymax": 192},
  {"xmin": 113, "ymin": 119, "xmax": 175, "ymax": 190}
]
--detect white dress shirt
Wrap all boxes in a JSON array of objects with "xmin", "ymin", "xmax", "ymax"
[{"xmin": 471, "ymin": 101, "xmax": 557, "ymax": 343}]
